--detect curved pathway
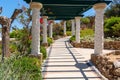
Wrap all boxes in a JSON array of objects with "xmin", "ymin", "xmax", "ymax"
[{"xmin": 42, "ymin": 37, "xmax": 111, "ymax": 80}]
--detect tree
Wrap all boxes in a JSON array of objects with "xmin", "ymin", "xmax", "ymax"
[
  {"xmin": 0, "ymin": 9, "xmax": 22, "ymax": 61},
  {"xmin": 87, "ymin": 16, "xmax": 95, "ymax": 29},
  {"xmin": 104, "ymin": 17, "xmax": 120, "ymax": 37},
  {"xmin": 81, "ymin": 17, "xmax": 90, "ymax": 29},
  {"xmin": 66, "ymin": 20, "xmax": 71, "ymax": 31},
  {"xmin": 17, "ymin": 8, "xmax": 31, "ymax": 28},
  {"xmin": 112, "ymin": 0, "xmax": 120, "ymax": 4},
  {"xmin": 0, "ymin": 7, "xmax": 2, "ymax": 14},
  {"xmin": 53, "ymin": 22, "xmax": 63, "ymax": 36},
  {"xmin": 105, "ymin": 4, "xmax": 120, "ymax": 18},
  {"xmin": 0, "ymin": 17, "xmax": 11, "ymax": 59},
  {"xmin": 15, "ymin": 8, "xmax": 32, "ymax": 54}
]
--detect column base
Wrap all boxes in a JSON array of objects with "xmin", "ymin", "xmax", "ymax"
[
  {"xmin": 74, "ymin": 42, "xmax": 81, "ymax": 48},
  {"xmin": 91, "ymin": 54, "xmax": 103, "ymax": 65},
  {"xmin": 42, "ymin": 43, "xmax": 48, "ymax": 47},
  {"xmin": 29, "ymin": 53, "xmax": 43, "ymax": 65},
  {"xmin": 64, "ymin": 34, "xmax": 67, "ymax": 37}
]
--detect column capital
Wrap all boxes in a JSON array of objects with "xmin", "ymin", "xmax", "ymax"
[
  {"xmin": 42, "ymin": 16, "xmax": 48, "ymax": 19},
  {"xmin": 30, "ymin": 2, "xmax": 43, "ymax": 10},
  {"xmin": 93, "ymin": 3, "xmax": 107, "ymax": 10},
  {"xmin": 75, "ymin": 17, "xmax": 81, "ymax": 20}
]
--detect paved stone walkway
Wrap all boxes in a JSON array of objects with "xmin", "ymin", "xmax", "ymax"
[{"xmin": 42, "ymin": 37, "xmax": 112, "ymax": 80}]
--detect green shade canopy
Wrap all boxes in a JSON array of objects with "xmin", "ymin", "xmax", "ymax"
[{"xmin": 24, "ymin": 0, "xmax": 111, "ymax": 20}]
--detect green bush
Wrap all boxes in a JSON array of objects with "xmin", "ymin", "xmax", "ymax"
[
  {"xmin": 70, "ymin": 36, "xmax": 75, "ymax": 42},
  {"xmin": 0, "ymin": 44, "xmax": 1, "ymax": 55},
  {"xmin": 81, "ymin": 17, "xmax": 90, "ymax": 24},
  {"xmin": 47, "ymin": 37, "xmax": 53, "ymax": 46},
  {"xmin": 0, "ymin": 55, "xmax": 42, "ymax": 80},
  {"xmin": 40, "ymin": 36, "xmax": 43, "ymax": 43},
  {"xmin": 10, "ymin": 30, "xmax": 17, "ymax": 38},
  {"xmin": 80, "ymin": 29, "xmax": 94, "ymax": 37},
  {"xmin": 16, "ymin": 28, "xmax": 31, "ymax": 54},
  {"xmin": 80, "ymin": 35, "xmax": 94, "ymax": 42},
  {"xmin": 9, "ymin": 42, "xmax": 18, "ymax": 54},
  {"xmin": 70, "ymin": 29, "xmax": 94, "ymax": 42},
  {"xmin": 53, "ymin": 32, "xmax": 56, "ymax": 37},
  {"xmin": 40, "ymin": 46, "xmax": 47, "ymax": 60},
  {"xmin": 104, "ymin": 17, "xmax": 120, "ymax": 37},
  {"xmin": 66, "ymin": 31, "xmax": 71, "ymax": 36}
]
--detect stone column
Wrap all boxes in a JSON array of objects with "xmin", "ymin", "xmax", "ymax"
[
  {"xmin": 49, "ymin": 22, "xmax": 53, "ymax": 38},
  {"xmin": 75, "ymin": 17, "xmax": 81, "ymax": 43},
  {"xmin": 30, "ymin": 2, "xmax": 42, "ymax": 55},
  {"xmin": 42, "ymin": 16, "xmax": 48, "ymax": 46},
  {"xmin": 71, "ymin": 19, "xmax": 75, "ymax": 36},
  {"xmin": 63, "ymin": 21, "xmax": 66, "ymax": 36},
  {"xmin": 93, "ymin": 3, "xmax": 106, "ymax": 54}
]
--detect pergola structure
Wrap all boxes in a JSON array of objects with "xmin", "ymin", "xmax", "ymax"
[
  {"xmin": 24, "ymin": 0, "xmax": 111, "ymax": 59},
  {"xmin": 25, "ymin": 0, "xmax": 111, "ymax": 20}
]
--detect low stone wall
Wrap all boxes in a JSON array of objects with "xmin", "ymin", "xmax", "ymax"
[
  {"xmin": 104, "ymin": 41, "xmax": 120, "ymax": 50},
  {"xmin": 91, "ymin": 51, "xmax": 120, "ymax": 80},
  {"xmin": 70, "ymin": 41, "xmax": 120, "ymax": 50}
]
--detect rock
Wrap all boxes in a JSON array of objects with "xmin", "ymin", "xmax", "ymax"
[
  {"xmin": 117, "ymin": 77, "xmax": 120, "ymax": 80},
  {"xmin": 114, "ymin": 60, "xmax": 120, "ymax": 68},
  {"xmin": 106, "ymin": 64, "xmax": 113, "ymax": 69},
  {"xmin": 113, "ymin": 68, "xmax": 120, "ymax": 76},
  {"xmin": 91, "ymin": 53, "xmax": 120, "ymax": 80}
]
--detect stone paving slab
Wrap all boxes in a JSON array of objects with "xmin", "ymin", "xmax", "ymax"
[{"xmin": 42, "ymin": 37, "xmax": 112, "ymax": 80}]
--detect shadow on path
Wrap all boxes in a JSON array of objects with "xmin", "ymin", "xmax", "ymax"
[{"xmin": 65, "ymin": 40, "xmax": 98, "ymax": 80}]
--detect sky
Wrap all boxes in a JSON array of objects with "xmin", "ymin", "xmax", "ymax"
[{"xmin": 0, "ymin": 0, "xmax": 29, "ymax": 29}]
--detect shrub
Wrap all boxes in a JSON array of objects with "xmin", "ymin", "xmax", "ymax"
[
  {"xmin": 40, "ymin": 46, "xmax": 47, "ymax": 60},
  {"xmin": 105, "ymin": 37, "xmax": 120, "ymax": 42},
  {"xmin": 53, "ymin": 32, "xmax": 57, "ymax": 37},
  {"xmin": 66, "ymin": 31, "xmax": 71, "ymax": 36},
  {"xmin": 70, "ymin": 36, "xmax": 75, "ymax": 42},
  {"xmin": 0, "ymin": 44, "xmax": 1, "ymax": 55},
  {"xmin": 81, "ymin": 35, "xmax": 94, "ymax": 42},
  {"xmin": 0, "ymin": 55, "xmax": 42, "ymax": 80},
  {"xmin": 70, "ymin": 29, "xmax": 94, "ymax": 42},
  {"xmin": 16, "ymin": 28, "xmax": 31, "ymax": 54},
  {"xmin": 47, "ymin": 37, "xmax": 53, "ymax": 46},
  {"xmin": 80, "ymin": 28, "xmax": 94, "ymax": 37},
  {"xmin": 40, "ymin": 36, "xmax": 43, "ymax": 43},
  {"xmin": 81, "ymin": 17, "xmax": 90, "ymax": 24},
  {"xmin": 104, "ymin": 17, "xmax": 120, "ymax": 37},
  {"xmin": 9, "ymin": 42, "xmax": 18, "ymax": 54},
  {"xmin": 10, "ymin": 30, "xmax": 17, "ymax": 38}
]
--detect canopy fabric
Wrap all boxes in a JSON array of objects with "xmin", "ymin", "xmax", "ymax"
[{"xmin": 24, "ymin": 0, "xmax": 111, "ymax": 20}]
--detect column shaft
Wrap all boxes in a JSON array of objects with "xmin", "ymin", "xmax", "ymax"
[
  {"xmin": 31, "ymin": 2, "xmax": 42, "ymax": 55},
  {"xmin": 49, "ymin": 23, "xmax": 53, "ymax": 38},
  {"xmin": 93, "ymin": 3, "xmax": 106, "ymax": 54},
  {"xmin": 63, "ymin": 21, "xmax": 66, "ymax": 36},
  {"xmin": 75, "ymin": 17, "xmax": 80, "ymax": 43},
  {"xmin": 94, "ymin": 9, "xmax": 104, "ymax": 54},
  {"xmin": 31, "ymin": 8, "xmax": 40, "ymax": 54},
  {"xmin": 71, "ymin": 20, "xmax": 75, "ymax": 36},
  {"xmin": 42, "ymin": 16, "xmax": 48, "ymax": 43}
]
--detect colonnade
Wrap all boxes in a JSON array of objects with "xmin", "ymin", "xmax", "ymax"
[{"xmin": 30, "ymin": 2, "xmax": 107, "ymax": 56}]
